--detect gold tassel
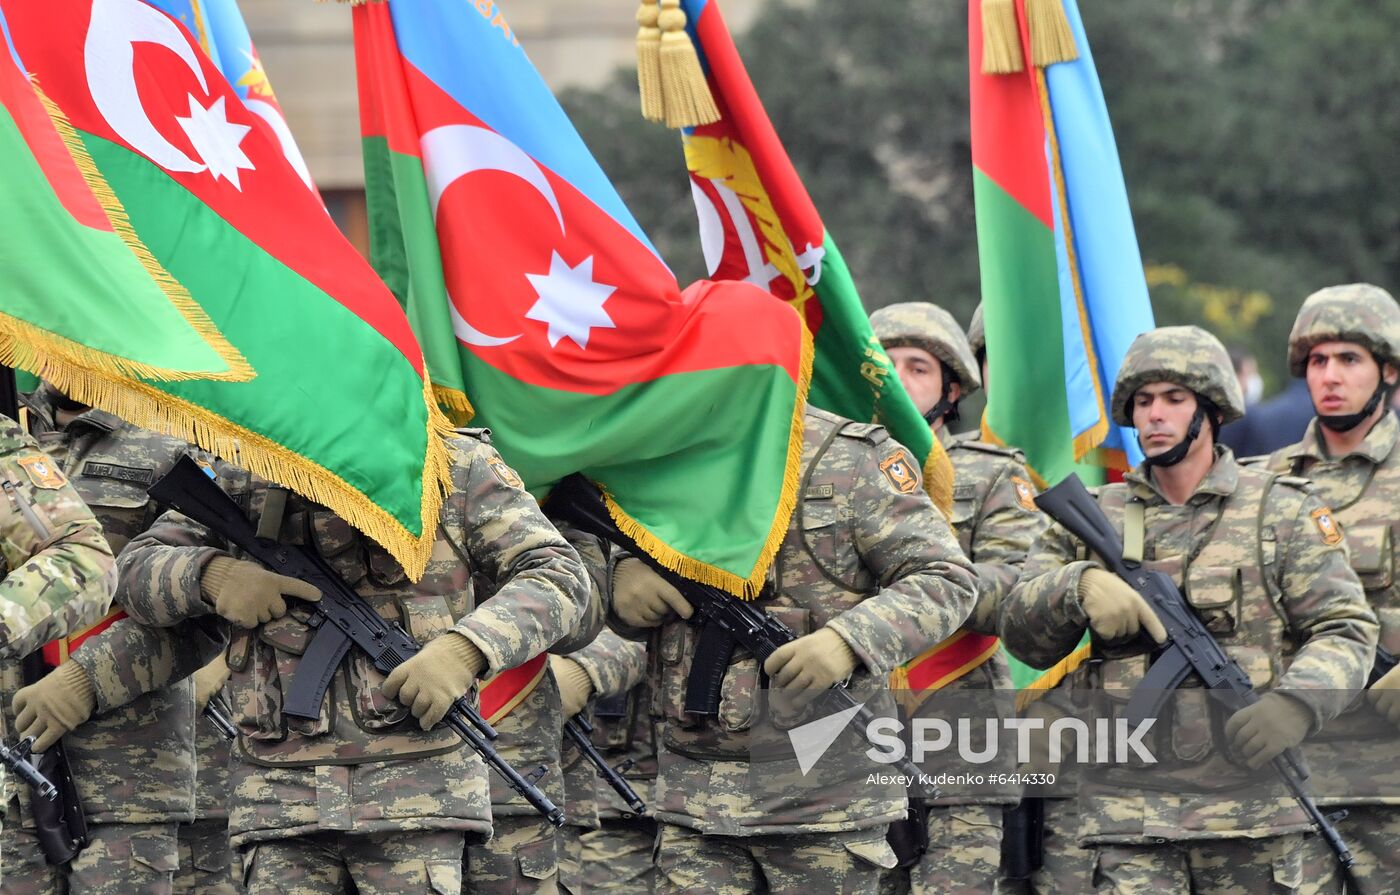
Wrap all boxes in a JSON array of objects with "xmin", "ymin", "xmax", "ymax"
[
  {"xmin": 1027, "ymin": 0, "xmax": 1079, "ymax": 67},
  {"xmin": 981, "ymin": 0, "xmax": 1025, "ymax": 75},
  {"xmin": 636, "ymin": 0, "xmax": 665, "ymax": 123},
  {"xmin": 656, "ymin": 0, "xmax": 719, "ymax": 129}
]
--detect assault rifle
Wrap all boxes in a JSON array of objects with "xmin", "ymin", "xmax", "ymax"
[
  {"xmin": 546, "ymin": 474, "xmax": 925, "ymax": 780},
  {"xmin": 563, "ymin": 715, "xmax": 646, "ymax": 815},
  {"xmin": 148, "ymin": 456, "xmax": 565, "ymax": 827},
  {"xmin": 1035, "ymin": 473, "xmax": 1355, "ymax": 873},
  {"xmin": 0, "ymin": 736, "xmax": 56, "ymax": 800}
]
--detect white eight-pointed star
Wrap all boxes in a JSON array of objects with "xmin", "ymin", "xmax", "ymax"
[
  {"xmin": 176, "ymin": 95, "xmax": 255, "ymax": 189},
  {"xmin": 524, "ymin": 252, "xmax": 618, "ymax": 350}
]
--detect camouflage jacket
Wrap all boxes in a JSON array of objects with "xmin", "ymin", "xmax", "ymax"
[
  {"xmin": 1003, "ymin": 447, "xmax": 1377, "ymax": 843},
  {"xmin": 5, "ymin": 391, "xmax": 222, "ymax": 826},
  {"xmin": 635, "ymin": 407, "xmax": 978, "ymax": 836},
  {"xmin": 565, "ymin": 628, "xmax": 648, "ymax": 824},
  {"xmin": 0, "ymin": 414, "xmax": 114, "ymax": 662},
  {"xmin": 1266, "ymin": 413, "xmax": 1400, "ymax": 804},
  {"xmin": 115, "ymin": 433, "xmax": 590, "ymax": 847}
]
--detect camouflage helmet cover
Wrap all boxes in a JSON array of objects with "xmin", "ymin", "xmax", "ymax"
[
  {"xmin": 1287, "ymin": 283, "xmax": 1400, "ymax": 376},
  {"xmin": 1111, "ymin": 325, "xmax": 1245, "ymax": 427},
  {"xmin": 967, "ymin": 303, "xmax": 986, "ymax": 358},
  {"xmin": 870, "ymin": 302, "xmax": 982, "ymax": 396}
]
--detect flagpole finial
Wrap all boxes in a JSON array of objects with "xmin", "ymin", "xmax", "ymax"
[
  {"xmin": 1027, "ymin": 0, "xmax": 1079, "ymax": 67},
  {"xmin": 981, "ymin": 0, "xmax": 1025, "ymax": 75},
  {"xmin": 636, "ymin": 0, "xmax": 665, "ymax": 122},
  {"xmin": 655, "ymin": 0, "xmax": 719, "ymax": 129}
]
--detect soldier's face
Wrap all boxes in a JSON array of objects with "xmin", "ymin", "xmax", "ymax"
[
  {"xmin": 888, "ymin": 346, "xmax": 960, "ymax": 423},
  {"xmin": 1132, "ymin": 382, "xmax": 1200, "ymax": 458},
  {"xmin": 1306, "ymin": 341, "xmax": 1395, "ymax": 416}
]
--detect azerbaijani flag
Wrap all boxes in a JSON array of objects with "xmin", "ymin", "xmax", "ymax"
[
  {"xmin": 4, "ymin": 0, "xmax": 452, "ymax": 578},
  {"xmin": 970, "ymin": 0, "xmax": 1153, "ymax": 488},
  {"xmin": 0, "ymin": 6, "xmax": 247, "ymax": 387},
  {"xmin": 674, "ymin": 0, "xmax": 953, "ymax": 511},
  {"xmin": 355, "ymin": 0, "xmax": 810, "ymax": 596}
]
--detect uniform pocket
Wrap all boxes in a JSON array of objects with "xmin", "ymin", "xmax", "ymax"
[
  {"xmin": 655, "ymin": 623, "xmax": 697, "ymax": 728},
  {"xmin": 255, "ymin": 613, "xmax": 330, "ymax": 738},
  {"xmin": 349, "ymin": 594, "xmax": 454, "ymax": 731},
  {"xmin": 1185, "ymin": 565, "xmax": 1241, "ymax": 636},
  {"xmin": 842, "ymin": 831, "xmax": 898, "ymax": 871},
  {"xmin": 426, "ymin": 860, "xmax": 462, "ymax": 894},
  {"xmin": 515, "ymin": 833, "xmax": 558, "ymax": 881},
  {"xmin": 129, "ymin": 828, "xmax": 180, "ymax": 874},
  {"xmin": 1348, "ymin": 523, "xmax": 1394, "ymax": 593}
]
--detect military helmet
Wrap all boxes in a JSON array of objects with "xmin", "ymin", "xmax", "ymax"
[
  {"xmin": 967, "ymin": 303, "xmax": 986, "ymax": 359},
  {"xmin": 870, "ymin": 302, "xmax": 982, "ymax": 395},
  {"xmin": 1287, "ymin": 283, "xmax": 1400, "ymax": 376},
  {"xmin": 1110, "ymin": 326, "xmax": 1245, "ymax": 427}
]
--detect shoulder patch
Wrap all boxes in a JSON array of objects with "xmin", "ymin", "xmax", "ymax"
[
  {"xmin": 879, "ymin": 450, "xmax": 921, "ymax": 494},
  {"xmin": 1311, "ymin": 506, "xmax": 1344, "ymax": 546},
  {"xmin": 17, "ymin": 454, "xmax": 66, "ymax": 489},
  {"xmin": 1010, "ymin": 476, "xmax": 1039, "ymax": 512},
  {"xmin": 485, "ymin": 455, "xmax": 524, "ymax": 489}
]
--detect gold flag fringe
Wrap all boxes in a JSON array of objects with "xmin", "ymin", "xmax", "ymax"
[
  {"xmin": 636, "ymin": 0, "xmax": 665, "ymax": 123},
  {"xmin": 656, "ymin": 0, "xmax": 719, "ymax": 129},
  {"xmin": 922, "ymin": 433, "xmax": 956, "ymax": 520},
  {"xmin": 31, "ymin": 78, "xmax": 253, "ymax": 384},
  {"xmin": 431, "ymin": 383, "xmax": 476, "ymax": 428},
  {"xmin": 601, "ymin": 326, "xmax": 813, "ymax": 599},
  {"xmin": 1027, "ymin": 0, "xmax": 1079, "ymax": 67},
  {"xmin": 981, "ymin": 0, "xmax": 1025, "ymax": 75}
]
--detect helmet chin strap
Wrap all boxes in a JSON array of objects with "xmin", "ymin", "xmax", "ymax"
[
  {"xmin": 922, "ymin": 378, "xmax": 961, "ymax": 426},
  {"xmin": 1318, "ymin": 380, "xmax": 1392, "ymax": 432},
  {"xmin": 1141, "ymin": 405, "xmax": 1209, "ymax": 469}
]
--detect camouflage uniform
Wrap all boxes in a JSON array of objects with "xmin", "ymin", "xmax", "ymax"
[
  {"xmin": 630, "ymin": 406, "xmax": 977, "ymax": 895},
  {"xmin": 5, "ymin": 391, "xmax": 217, "ymax": 895},
  {"xmin": 115, "ymin": 431, "xmax": 591, "ymax": 895},
  {"xmin": 174, "ymin": 700, "xmax": 239, "ymax": 895},
  {"xmin": 872, "ymin": 303, "xmax": 1046, "ymax": 894},
  {"xmin": 0, "ymin": 413, "xmax": 115, "ymax": 878},
  {"xmin": 1001, "ymin": 328, "xmax": 1378, "ymax": 894},
  {"xmin": 564, "ymin": 628, "xmax": 648, "ymax": 894},
  {"xmin": 1261, "ymin": 284, "xmax": 1400, "ymax": 895}
]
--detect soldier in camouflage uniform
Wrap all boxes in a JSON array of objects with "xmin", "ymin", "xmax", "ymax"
[
  {"xmin": 115, "ymin": 429, "xmax": 591, "ymax": 895},
  {"xmin": 608, "ymin": 404, "xmax": 977, "ymax": 895},
  {"xmin": 4, "ymin": 384, "xmax": 223, "ymax": 895},
  {"xmin": 870, "ymin": 302, "xmax": 1047, "ymax": 894},
  {"xmin": 463, "ymin": 520, "xmax": 607, "ymax": 894},
  {"xmin": 1260, "ymin": 284, "xmax": 1400, "ymax": 895},
  {"xmin": 555, "ymin": 628, "xmax": 648, "ymax": 894},
  {"xmin": 0, "ymin": 410, "xmax": 115, "ymax": 879},
  {"xmin": 1002, "ymin": 327, "xmax": 1378, "ymax": 894}
]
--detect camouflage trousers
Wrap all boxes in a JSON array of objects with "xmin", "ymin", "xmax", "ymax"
[
  {"xmin": 580, "ymin": 817, "xmax": 656, "ymax": 893},
  {"xmin": 556, "ymin": 825, "xmax": 586, "ymax": 894},
  {"xmin": 464, "ymin": 814, "xmax": 559, "ymax": 893},
  {"xmin": 1090, "ymin": 832, "xmax": 1341, "ymax": 894},
  {"xmin": 879, "ymin": 804, "xmax": 1003, "ymax": 894},
  {"xmin": 240, "ymin": 829, "xmax": 464, "ymax": 895},
  {"xmin": 1309, "ymin": 805, "xmax": 1400, "ymax": 895},
  {"xmin": 1024, "ymin": 797, "xmax": 1091, "ymax": 895},
  {"xmin": 174, "ymin": 817, "xmax": 241, "ymax": 895},
  {"xmin": 654, "ymin": 821, "xmax": 896, "ymax": 895},
  {"xmin": 1, "ymin": 820, "xmax": 181, "ymax": 894}
]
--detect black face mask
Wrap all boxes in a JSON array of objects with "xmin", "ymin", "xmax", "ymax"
[
  {"xmin": 1317, "ymin": 379, "xmax": 1392, "ymax": 433},
  {"xmin": 1140, "ymin": 403, "xmax": 1212, "ymax": 469}
]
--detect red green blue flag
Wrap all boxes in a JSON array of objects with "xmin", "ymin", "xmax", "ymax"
[
  {"xmin": 970, "ymin": 0, "xmax": 1153, "ymax": 489},
  {"xmin": 354, "ymin": 0, "xmax": 811, "ymax": 597},
  {"xmin": 3, "ymin": 0, "xmax": 453, "ymax": 578}
]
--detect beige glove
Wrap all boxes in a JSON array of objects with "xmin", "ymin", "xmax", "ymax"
[
  {"xmin": 1078, "ymin": 568, "xmax": 1167, "ymax": 643},
  {"xmin": 200, "ymin": 555, "xmax": 322, "ymax": 629},
  {"xmin": 612, "ymin": 558, "xmax": 693, "ymax": 629},
  {"xmin": 193, "ymin": 654, "xmax": 230, "ymax": 713},
  {"xmin": 1366, "ymin": 662, "xmax": 1400, "ymax": 726},
  {"xmin": 12, "ymin": 662, "xmax": 97, "ymax": 753},
  {"xmin": 763, "ymin": 627, "xmax": 860, "ymax": 695},
  {"xmin": 1224, "ymin": 692, "xmax": 1313, "ymax": 769},
  {"xmin": 381, "ymin": 632, "xmax": 486, "ymax": 730},
  {"xmin": 551, "ymin": 656, "xmax": 594, "ymax": 719}
]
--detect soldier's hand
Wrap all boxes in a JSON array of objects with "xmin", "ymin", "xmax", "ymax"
[
  {"xmin": 193, "ymin": 654, "xmax": 230, "ymax": 713},
  {"xmin": 12, "ymin": 662, "xmax": 97, "ymax": 753},
  {"xmin": 551, "ymin": 655, "xmax": 594, "ymax": 719},
  {"xmin": 1224, "ymin": 693, "xmax": 1313, "ymax": 769},
  {"xmin": 611, "ymin": 558, "xmax": 693, "ymax": 629},
  {"xmin": 382, "ymin": 632, "xmax": 486, "ymax": 730},
  {"xmin": 763, "ymin": 628, "xmax": 860, "ymax": 701},
  {"xmin": 200, "ymin": 556, "xmax": 321, "ymax": 629},
  {"xmin": 1366, "ymin": 663, "xmax": 1400, "ymax": 726},
  {"xmin": 1078, "ymin": 569, "xmax": 1168, "ymax": 643}
]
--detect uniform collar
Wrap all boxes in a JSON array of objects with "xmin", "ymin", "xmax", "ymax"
[
  {"xmin": 1124, "ymin": 445, "xmax": 1239, "ymax": 504},
  {"xmin": 1291, "ymin": 412, "xmax": 1399, "ymax": 465},
  {"xmin": 27, "ymin": 383, "xmax": 124, "ymax": 436}
]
